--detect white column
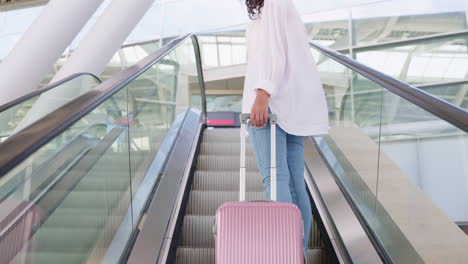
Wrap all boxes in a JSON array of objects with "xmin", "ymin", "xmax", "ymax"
[
  {"xmin": 51, "ymin": 0, "xmax": 157, "ymax": 81},
  {"xmin": 0, "ymin": 0, "xmax": 105, "ymax": 106},
  {"xmin": 15, "ymin": 0, "xmax": 157, "ymax": 132}
]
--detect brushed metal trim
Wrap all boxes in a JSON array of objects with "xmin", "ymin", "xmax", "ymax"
[
  {"xmin": 126, "ymin": 110, "xmax": 202, "ymax": 264},
  {"xmin": 303, "ymin": 137, "xmax": 383, "ymax": 264},
  {"xmin": 155, "ymin": 121, "xmax": 204, "ymax": 264},
  {"xmin": 304, "ymin": 169, "xmax": 347, "ymax": 264}
]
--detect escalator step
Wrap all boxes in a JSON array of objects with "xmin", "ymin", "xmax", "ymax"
[
  {"xmin": 186, "ymin": 191, "xmax": 264, "ymax": 216},
  {"xmin": 175, "ymin": 247, "xmax": 215, "ymax": 264},
  {"xmin": 175, "ymin": 247, "xmax": 327, "ymax": 264},
  {"xmin": 180, "ymin": 215, "xmax": 214, "ymax": 248},
  {"xmin": 196, "ymin": 155, "xmax": 259, "ymax": 172},
  {"xmin": 202, "ymin": 128, "xmax": 240, "ymax": 143},
  {"xmin": 200, "ymin": 141, "xmax": 254, "ymax": 156},
  {"xmin": 192, "ymin": 170, "xmax": 263, "ymax": 192},
  {"xmin": 305, "ymin": 248, "xmax": 328, "ymax": 263}
]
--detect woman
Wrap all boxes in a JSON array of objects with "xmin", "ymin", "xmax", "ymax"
[{"xmin": 243, "ymin": 0, "xmax": 330, "ymax": 250}]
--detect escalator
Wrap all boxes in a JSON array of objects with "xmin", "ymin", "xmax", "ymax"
[
  {"xmin": 172, "ymin": 128, "xmax": 331, "ymax": 263},
  {"xmin": 0, "ymin": 32, "xmax": 467, "ymax": 264}
]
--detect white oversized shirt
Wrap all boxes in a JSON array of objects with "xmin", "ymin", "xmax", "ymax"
[{"xmin": 242, "ymin": 0, "xmax": 330, "ymax": 136}]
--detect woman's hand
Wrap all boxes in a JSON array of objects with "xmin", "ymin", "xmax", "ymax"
[{"xmin": 249, "ymin": 89, "xmax": 270, "ymax": 127}]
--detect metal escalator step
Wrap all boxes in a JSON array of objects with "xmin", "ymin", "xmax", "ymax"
[
  {"xmin": 186, "ymin": 191, "xmax": 264, "ymax": 216},
  {"xmin": 175, "ymin": 247, "xmax": 215, "ymax": 264},
  {"xmin": 305, "ymin": 248, "xmax": 328, "ymax": 263},
  {"xmin": 200, "ymin": 141, "xmax": 254, "ymax": 156},
  {"xmin": 174, "ymin": 247, "xmax": 327, "ymax": 264},
  {"xmin": 32, "ymin": 227, "xmax": 100, "ymax": 253},
  {"xmin": 196, "ymin": 155, "xmax": 259, "ymax": 172},
  {"xmin": 192, "ymin": 170, "xmax": 263, "ymax": 192},
  {"xmin": 203, "ymin": 128, "xmax": 240, "ymax": 143},
  {"xmin": 180, "ymin": 215, "xmax": 214, "ymax": 248}
]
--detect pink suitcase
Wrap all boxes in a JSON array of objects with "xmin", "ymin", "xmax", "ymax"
[{"xmin": 214, "ymin": 113, "xmax": 304, "ymax": 264}]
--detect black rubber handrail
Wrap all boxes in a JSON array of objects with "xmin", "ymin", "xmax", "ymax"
[
  {"xmin": 0, "ymin": 72, "xmax": 102, "ymax": 113},
  {"xmin": 310, "ymin": 41, "xmax": 468, "ymax": 132},
  {"xmin": 0, "ymin": 34, "xmax": 192, "ymax": 177}
]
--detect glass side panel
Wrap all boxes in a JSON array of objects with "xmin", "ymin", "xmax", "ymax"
[
  {"xmin": 376, "ymin": 89, "xmax": 468, "ymax": 262},
  {"xmin": 0, "ymin": 74, "xmax": 100, "ymax": 142},
  {"xmin": 0, "ymin": 87, "xmax": 131, "ymax": 264},
  {"xmin": 312, "ymin": 55, "xmax": 423, "ymax": 262},
  {"xmin": 101, "ymin": 42, "xmax": 160, "ymax": 81},
  {"xmin": 0, "ymin": 37, "xmax": 204, "ymax": 263},
  {"xmin": 315, "ymin": 47, "xmax": 468, "ymax": 262},
  {"xmin": 126, "ymin": 37, "xmax": 203, "ymax": 226},
  {"xmin": 355, "ymin": 33, "xmax": 468, "ymax": 86}
]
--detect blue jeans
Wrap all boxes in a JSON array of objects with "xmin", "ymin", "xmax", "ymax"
[{"xmin": 247, "ymin": 121, "xmax": 312, "ymax": 249}]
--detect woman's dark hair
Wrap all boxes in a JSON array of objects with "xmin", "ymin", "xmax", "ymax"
[{"xmin": 245, "ymin": 0, "xmax": 264, "ymax": 20}]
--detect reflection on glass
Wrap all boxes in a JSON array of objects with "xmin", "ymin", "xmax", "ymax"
[
  {"xmin": 355, "ymin": 34, "xmax": 468, "ymax": 85},
  {"xmin": 101, "ymin": 42, "xmax": 160, "ymax": 81},
  {"xmin": 0, "ymin": 74, "xmax": 100, "ymax": 141},
  {"xmin": 0, "ymin": 87, "xmax": 130, "ymax": 264},
  {"xmin": 191, "ymin": 95, "xmax": 242, "ymax": 112},
  {"xmin": 126, "ymin": 37, "xmax": 203, "ymax": 203}
]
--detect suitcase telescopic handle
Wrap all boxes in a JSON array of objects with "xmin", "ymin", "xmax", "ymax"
[
  {"xmin": 239, "ymin": 113, "xmax": 277, "ymax": 125},
  {"xmin": 239, "ymin": 113, "xmax": 277, "ymax": 202}
]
